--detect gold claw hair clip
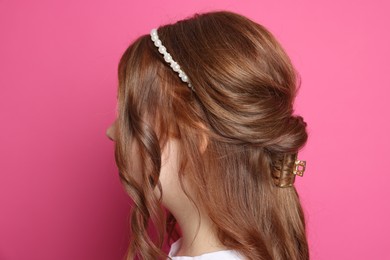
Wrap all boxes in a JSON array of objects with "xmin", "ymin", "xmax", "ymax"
[
  {"xmin": 293, "ymin": 160, "xmax": 306, "ymax": 177},
  {"xmin": 275, "ymin": 154, "xmax": 307, "ymax": 188}
]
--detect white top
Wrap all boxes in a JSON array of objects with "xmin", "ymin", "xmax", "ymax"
[{"xmin": 168, "ymin": 238, "xmax": 244, "ymax": 260}]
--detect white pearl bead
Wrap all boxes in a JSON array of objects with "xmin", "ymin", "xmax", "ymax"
[
  {"xmin": 164, "ymin": 54, "xmax": 172, "ymax": 62},
  {"xmin": 172, "ymin": 64, "xmax": 180, "ymax": 72},
  {"xmin": 154, "ymin": 40, "xmax": 162, "ymax": 47},
  {"xmin": 158, "ymin": 46, "xmax": 166, "ymax": 54}
]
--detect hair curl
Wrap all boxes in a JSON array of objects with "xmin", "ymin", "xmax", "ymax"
[{"xmin": 114, "ymin": 10, "xmax": 309, "ymax": 260}]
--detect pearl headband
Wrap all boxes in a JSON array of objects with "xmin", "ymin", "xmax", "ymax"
[{"xmin": 150, "ymin": 28, "xmax": 194, "ymax": 91}]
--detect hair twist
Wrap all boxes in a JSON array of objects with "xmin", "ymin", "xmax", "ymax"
[{"xmin": 266, "ymin": 115, "xmax": 308, "ymax": 187}]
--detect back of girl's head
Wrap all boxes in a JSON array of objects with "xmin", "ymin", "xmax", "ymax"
[{"xmin": 115, "ymin": 10, "xmax": 309, "ymax": 260}]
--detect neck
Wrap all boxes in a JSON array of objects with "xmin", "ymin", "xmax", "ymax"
[
  {"xmin": 166, "ymin": 191, "xmax": 227, "ymax": 257},
  {"xmin": 155, "ymin": 140, "xmax": 227, "ymax": 257}
]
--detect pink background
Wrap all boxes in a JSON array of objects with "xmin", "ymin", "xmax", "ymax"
[{"xmin": 1, "ymin": 0, "xmax": 389, "ymax": 259}]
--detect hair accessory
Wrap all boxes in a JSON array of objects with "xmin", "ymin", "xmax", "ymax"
[
  {"xmin": 275, "ymin": 154, "xmax": 307, "ymax": 188},
  {"xmin": 293, "ymin": 160, "xmax": 306, "ymax": 177},
  {"xmin": 150, "ymin": 28, "xmax": 194, "ymax": 91}
]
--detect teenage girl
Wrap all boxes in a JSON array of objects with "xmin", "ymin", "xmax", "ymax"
[{"xmin": 106, "ymin": 11, "xmax": 309, "ymax": 260}]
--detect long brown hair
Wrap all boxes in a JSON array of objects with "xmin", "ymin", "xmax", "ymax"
[{"xmin": 114, "ymin": 11, "xmax": 309, "ymax": 260}]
